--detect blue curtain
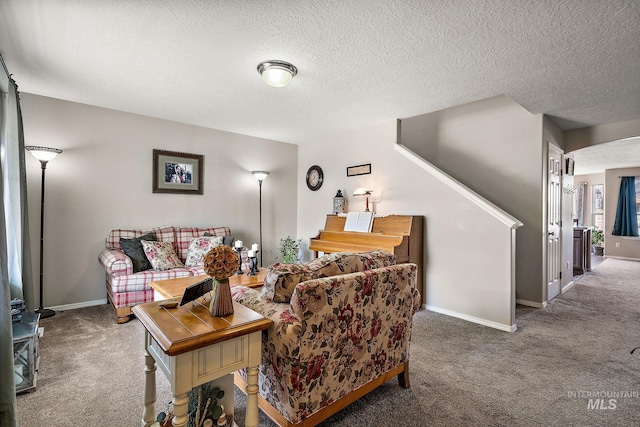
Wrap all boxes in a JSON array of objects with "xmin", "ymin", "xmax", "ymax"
[{"xmin": 612, "ymin": 177, "xmax": 639, "ymax": 237}]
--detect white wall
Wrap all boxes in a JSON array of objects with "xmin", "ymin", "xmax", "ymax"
[
  {"xmin": 565, "ymin": 118, "xmax": 640, "ymax": 152},
  {"xmin": 573, "ymin": 172, "xmax": 606, "ymax": 228},
  {"xmin": 604, "ymin": 167, "xmax": 640, "ymax": 260},
  {"xmin": 21, "ymin": 94, "xmax": 298, "ymax": 308},
  {"xmin": 543, "ymin": 117, "xmax": 575, "ymax": 295},
  {"xmin": 397, "ymin": 95, "xmax": 545, "ymax": 304},
  {"xmin": 574, "ymin": 168, "xmax": 640, "ymax": 260},
  {"xmin": 297, "ymin": 119, "xmax": 520, "ymax": 331}
]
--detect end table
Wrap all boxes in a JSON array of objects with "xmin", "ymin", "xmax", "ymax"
[
  {"xmin": 12, "ymin": 311, "xmax": 40, "ymax": 393},
  {"xmin": 133, "ymin": 299, "xmax": 272, "ymax": 427}
]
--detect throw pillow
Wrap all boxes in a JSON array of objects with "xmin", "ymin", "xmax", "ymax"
[
  {"xmin": 141, "ymin": 240, "xmax": 185, "ymax": 271},
  {"xmin": 262, "ymin": 250, "xmax": 397, "ymax": 303},
  {"xmin": 204, "ymin": 232, "xmax": 235, "ymax": 247},
  {"xmin": 262, "ymin": 262, "xmax": 310, "ymax": 303},
  {"xmin": 120, "ymin": 232, "xmax": 157, "ymax": 273},
  {"xmin": 185, "ymin": 236, "xmax": 224, "ymax": 267}
]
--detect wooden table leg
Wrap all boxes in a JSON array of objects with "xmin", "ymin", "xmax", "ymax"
[
  {"xmin": 245, "ymin": 365, "xmax": 260, "ymax": 427},
  {"xmin": 142, "ymin": 339, "xmax": 157, "ymax": 427},
  {"xmin": 172, "ymin": 393, "xmax": 190, "ymax": 427}
]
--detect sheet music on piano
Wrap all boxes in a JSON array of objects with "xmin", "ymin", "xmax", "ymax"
[{"xmin": 343, "ymin": 211, "xmax": 374, "ymax": 232}]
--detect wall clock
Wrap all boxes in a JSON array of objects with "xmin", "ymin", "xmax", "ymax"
[{"xmin": 306, "ymin": 165, "xmax": 324, "ymax": 191}]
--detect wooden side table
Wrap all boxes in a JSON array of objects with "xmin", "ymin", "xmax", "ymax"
[
  {"xmin": 150, "ymin": 269, "xmax": 267, "ymax": 301},
  {"xmin": 133, "ymin": 300, "xmax": 272, "ymax": 427}
]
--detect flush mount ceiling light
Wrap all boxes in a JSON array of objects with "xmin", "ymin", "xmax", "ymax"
[{"xmin": 257, "ymin": 60, "xmax": 297, "ymax": 87}]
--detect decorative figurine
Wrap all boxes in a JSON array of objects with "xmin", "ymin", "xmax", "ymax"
[
  {"xmin": 247, "ymin": 243, "xmax": 260, "ymax": 275},
  {"xmin": 247, "ymin": 248, "xmax": 259, "ymax": 276},
  {"xmin": 217, "ymin": 405, "xmax": 228, "ymax": 427},
  {"xmin": 251, "ymin": 255, "xmax": 259, "ymax": 275},
  {"xmin": 333, "ymin": 189, "xmax": 346, "ymax": 214},
  {"xmin": 233, "ymin": 240, "xmax": 244, "ymax": 274}
]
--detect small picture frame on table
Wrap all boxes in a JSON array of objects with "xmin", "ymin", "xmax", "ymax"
[{"xmin": 152, "ymin": 149, "xmax": 204, "ymax": 194}]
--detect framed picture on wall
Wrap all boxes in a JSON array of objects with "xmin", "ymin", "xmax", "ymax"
[
  {"xmin": 152, "ymin": 149, "xmax": 204, "ymax": 194},
  {"xmin": 346, "ymin": 163, "xmax": 372, "ymax": 177}
]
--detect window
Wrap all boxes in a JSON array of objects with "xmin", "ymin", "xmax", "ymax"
[{"xmin": 592, "ymin": 184, "xmax": 604, "ymax": 230}]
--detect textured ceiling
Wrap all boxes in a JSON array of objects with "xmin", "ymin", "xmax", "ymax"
[
  {"xmin": 573, "ymin": 137, "xmax": 640, "ymax": 175},
  {"xmin": 1, "ymin": 0, "xmax": 639, "ymax": 145}
]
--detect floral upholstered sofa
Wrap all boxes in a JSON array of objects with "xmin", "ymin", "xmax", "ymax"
[
  {"xmin": 98, "ymin": 225, "xmax": 232, "ymax": 323},
  {"xmin": 231, "ymin": 250, "xmax": 420, "ymax": 426}
]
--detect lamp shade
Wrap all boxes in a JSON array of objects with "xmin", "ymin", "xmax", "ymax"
[
  {"xmin": 353, "ymin": 187, "xmax": 372, "ymax": 196},
  {"xmin": 252, "ymin": 170, "xmax": 270, "ymax": 182},
  {"xmin": 25, "ymin": 146, "xmax": 62, "ymax": 162},
  {"xmin": 353, "ymin": 188, "xmax": 373, "ymax": 212},
  {"xmin": 257, "ymin": 61, "xmax": 297, "ymax": 88}
]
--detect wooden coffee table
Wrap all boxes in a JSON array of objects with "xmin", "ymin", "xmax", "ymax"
[{"xmin": 150, "ymin": 268, "xmax": 267, "ymax": 301}]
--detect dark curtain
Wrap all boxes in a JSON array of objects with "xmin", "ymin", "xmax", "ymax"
[{"xmin": 612, "ymin": 177, "xmax": 639, "ymax": 237}]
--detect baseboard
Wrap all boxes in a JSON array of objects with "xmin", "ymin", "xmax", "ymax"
[
  {"xmin": 561, "ymin": 281, "xmax": 575, "ymax": 293},
  {"xmin": 604, "ymin": 255, "xmax": 640, "ymax": 262},
  {"xmin": 48, "ymin": 299, "xmax": 108, "ymax": 312},
  {"xmin": 516, "ymin": 299, "xmax": 547, "ymax": 308},
  {"xmin": 425, "ymin": 304, "xmax": 516, "ymax": 332}
]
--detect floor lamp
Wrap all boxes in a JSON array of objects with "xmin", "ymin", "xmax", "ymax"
[
  {"xmin": 251, "ymin": 170, "xmax": 269, "ymax": 267},
  {"xmin": 26, "ymin": 145, "xmax": 62, "ymax": 319}
]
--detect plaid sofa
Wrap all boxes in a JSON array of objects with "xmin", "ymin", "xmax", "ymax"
[
  {"xmin": 98, "ymin": 225, "xmax": 230, "ymax": 323},
  {"xmin": 231, "ymin": 251, "xmax": 421, "ymax": 426}
]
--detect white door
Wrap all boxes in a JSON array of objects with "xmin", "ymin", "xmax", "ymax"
[{"xmin": 547, "ymin": 144, "xmax": 562, "ymax": 301}]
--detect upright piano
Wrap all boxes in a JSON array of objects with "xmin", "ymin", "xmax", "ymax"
[{"xmin": 310, "ymin": 214, "xmax": 424, "ymax": 305}]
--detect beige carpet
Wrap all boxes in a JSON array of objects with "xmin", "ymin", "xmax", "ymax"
[{"xmin": 16, "ymin": 258, "xmax": 640, "ymax": 426}]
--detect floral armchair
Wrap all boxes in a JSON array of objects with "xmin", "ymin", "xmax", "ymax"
[{"xmin": 231, "ymin": 251, "xmax": 420, "ymax": 426}]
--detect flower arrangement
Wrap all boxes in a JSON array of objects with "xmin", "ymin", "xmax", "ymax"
[
  {"xmin": 278, "ymin": 236, "xmax": 301, "ymax": 263},
  {"xmin": 188, "ymin": 383, "xmax": 227, "ymax": 427},
  {"xmin": 156, "ymin": 383, "xmax": 230, "ymax": 427},
  {"xmin": 203, "ymin": 246, "xmax": 239, "ymax": 316},
  {"xmin": 203, "ymin": 245, "xmax": 239, "ymax": 280},
  {"xmin": 592, "ymin": 229, "xmax": 604, "ymax": 247},
  {"xmin": 592, "ymin": 229, "xmax": 605, "ymax": 255}
]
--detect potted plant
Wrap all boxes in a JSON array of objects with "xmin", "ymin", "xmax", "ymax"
[
  {"xmin": 278, "ymin": 236, "xmax": 301, "ymax": 263},
  {"xmin": 592, "ymin": 229, "xmax": 604, "ymax": 256}
]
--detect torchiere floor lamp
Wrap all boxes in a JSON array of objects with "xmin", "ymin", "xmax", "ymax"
[
  {"xmin": 26, "ymin": 145, "xmax": 62, "ymax": 319},
  {"xmin": 251, "ymin": 170, "xmax": 269, "ymax": 267}
]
